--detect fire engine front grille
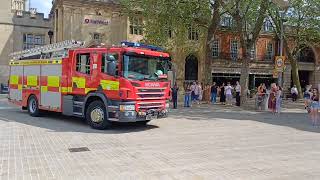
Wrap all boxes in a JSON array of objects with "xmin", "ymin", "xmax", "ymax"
[
  {"xmin": 138, "ymin": 102, "xmax": 163, "ymax": 110},
  {"xmin": 137, "ymin": 88, "xmax": 166, "ymax": 100}
]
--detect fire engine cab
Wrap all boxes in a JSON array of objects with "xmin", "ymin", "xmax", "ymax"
[{"xmin": 8, "ymin": 40, "xmax": 172, "ymax": 129}]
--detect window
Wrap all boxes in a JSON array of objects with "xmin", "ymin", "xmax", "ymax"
[
  {"xmin": 76, "ymin": 53, "xmax": 91, "ymax": 74},
  {"xmin": 23, "ymin": 34, "xmax": 45, "ymax": 50},
  {"xmin": 249, "ymin": 44, "xmax": 256, "ymax": 60},
  {"xmin": 93, "ymin": 33, "xmax": 100, "ymax": 40},
  {"xmin": 264, "ymin": 20, "xmax": 274, "ymax": 32},
  {"xmin": 188, "ymin": 26, "xmax": 199, "ymax": 41},
  {"xmin": 230, "ymin": 40, "xmax": 238, "ymax": 60},
  {"xmin": 212, "ymin": 40, "xmax": 219, "ymax": 58},
  {"xmin": 130, "ymin": 17, "xmax": 143, "ymax": 35},
  {"xmin": 101, "ymin": 53, "xmax": 119, "ymax": 75},
  {"xmin": 265, "ymin": 42, "xmax": 274, "ymax": 61},
  {"xmin": 220, "ymin": 16, "xmax": 233, "ymax": 28}
]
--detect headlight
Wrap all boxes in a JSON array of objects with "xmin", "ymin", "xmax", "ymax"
[
  {"xmin": 120, "ymin": 105, "xmax": 135, "ymax": 111},
  {"xmin": 165, "ymin": 103, "xmax": 170, "ymax": 108}
]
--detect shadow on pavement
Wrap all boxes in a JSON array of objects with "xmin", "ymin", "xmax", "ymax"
[
  {"xmin": 170, "ymin": 104, "xmax": 320, "ymax": 133},
  {"xmin": 0, "ymin": 108, "xmax": 159, "ymax": 134}
]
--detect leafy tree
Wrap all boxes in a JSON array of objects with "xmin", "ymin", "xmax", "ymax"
[
  {"xmin": 269, "ymin": 0, "xmax": 320, "ymax": 97},
  {"xmin": 223, "ymin": 0, "xmax": 270, "ymax": 105}
]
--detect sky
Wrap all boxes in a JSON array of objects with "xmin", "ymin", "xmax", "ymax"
[{"xmin": 30, "ymin": 0, "xmax": 52, "ymax": 18}]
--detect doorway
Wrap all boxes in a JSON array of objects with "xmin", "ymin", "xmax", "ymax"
[{"xmin": 185, "ymin": 55, "xmax": 198, "ymax": 81}]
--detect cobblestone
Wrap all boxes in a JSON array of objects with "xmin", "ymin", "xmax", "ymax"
[{"xmin": 0, "ymin": 100, "xmax": 319, "ymax": 180}]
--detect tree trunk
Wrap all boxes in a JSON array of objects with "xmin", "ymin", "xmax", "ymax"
[
  {"xmin": 285, "ymin": 41, "xmax": 303, "ymax": 98},
  {"xmin": 203, "ymin": 0, "xmax": 221, "ymax": 84}
]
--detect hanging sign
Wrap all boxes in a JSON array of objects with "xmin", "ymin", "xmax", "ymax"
[{"xmin": 275, "ymin": 56, "xmax": 285, "ymax": 72}]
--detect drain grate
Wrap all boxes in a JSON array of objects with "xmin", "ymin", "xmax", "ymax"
[{"xmin": 68, "ymin": 147, "xmax": 90, "ymax": 153}]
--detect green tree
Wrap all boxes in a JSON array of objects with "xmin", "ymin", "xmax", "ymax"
[
  {"xmin": 121, "ymin": 0, "xmax": 222, "ymax": 84},
  {"xmin": 269, "ymin": 0, "xmax": 320, "ymax": 97},
  {"xmin": 224, "ymin": 0, "xmax": 270, "ymax": 105}
]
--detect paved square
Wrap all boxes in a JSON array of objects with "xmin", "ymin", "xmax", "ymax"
[{"xmin": 0, "ymin": 98, "xmax": 319, "ymax": 180}]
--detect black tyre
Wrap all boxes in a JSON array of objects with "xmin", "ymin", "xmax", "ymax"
[
  {"xmin": 27, "ymin": 95, "xmax": 40, "ymax": 117},
  {"xmin": 86, "ymin": 101, "xmax": 111, "ymax": 130}
]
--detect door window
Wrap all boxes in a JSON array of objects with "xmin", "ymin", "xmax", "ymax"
[{"xmin": 76, "ymin": 53, "xmax": 91, "ymax": 74}]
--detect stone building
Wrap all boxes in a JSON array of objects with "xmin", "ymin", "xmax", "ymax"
[
  {"xmin": 51, "ymin": 0, "xmax": 143, "ymax": 46},
  {"xmin": 0, "ymin": 0, "xmax": 51, "ymax": 83}
]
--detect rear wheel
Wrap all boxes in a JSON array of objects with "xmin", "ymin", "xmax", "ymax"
[
  {"xmin": 27, "ymin": 95, "xmax": 40, "ymax": 117},
  {"xmin": 86, "ymin": 101, "xmax": 111, "ymax": 130}
]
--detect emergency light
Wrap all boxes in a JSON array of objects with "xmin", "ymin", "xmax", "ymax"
[{"xmin": 121, "ymin": 41, "xmax": 164, "ymax": 51}]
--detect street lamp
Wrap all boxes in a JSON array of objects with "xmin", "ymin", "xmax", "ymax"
[
  {"xmin": 272, "ymin": 0, "xmax": 289, "ymax": 87},
  {"xmin": 48, "ymin": 30, "xmax": 54, "ymax": 44}
]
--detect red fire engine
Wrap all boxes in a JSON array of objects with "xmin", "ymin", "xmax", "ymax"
[{"xmin": 8, "ymin": 40, "xmax": 172, "ymax": 129}]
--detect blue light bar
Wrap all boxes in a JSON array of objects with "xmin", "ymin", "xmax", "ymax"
[{"xmin": 121, "ymin": 41, "xmax": 164, "ymax": 51}]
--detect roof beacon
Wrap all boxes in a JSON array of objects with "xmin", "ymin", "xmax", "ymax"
[{"xmin": 121, "ymin": 41, "xmax": 164, "ymax": 51}]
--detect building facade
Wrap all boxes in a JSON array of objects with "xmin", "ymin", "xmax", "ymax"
[
  {"xmin": 51, "ymin": 0, "xmax": 143, "ymax": 46},
  {"xmin": 0, "ymin": 0, "xmax": 51, "ymax": 83},
  {"xmin": 50, "ymin": 0, "xmax": 320, "ymax": 92}
]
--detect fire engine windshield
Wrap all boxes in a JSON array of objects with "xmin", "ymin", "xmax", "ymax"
[{"xmin": 123, "ymin": 55, "xmax": 170, "ymax": 81}]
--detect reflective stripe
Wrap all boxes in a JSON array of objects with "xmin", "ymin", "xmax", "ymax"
[
  {"xmin": 18, "ymin": 85, "xmax": 22, "ymax": 90},
  {"xmin": 47, "ymin": 76, "xmax": 60, "ymax": 87},
  {"xmin": 61, "ymin": 87, "xmax": 68, "ymax": 93},
  {"xmin": 72, "ymin": 77, "xmax": 85, "ymax": 88},
  {"xmin": 85, "ymin": 88, "xmax": 97, "ymax": 94},
  {"xmin": 9, "ymin": 59, "xmax": 62, "ymax": 66},
  {"xmin": 41, "ymin": 86, "xmax": 48, "ymax": 92},
  {"xmin": 10, "ymin": 75, "xmax": 19, "ymax": 85},
  {"xmin": 100, "ymin": 80, "xmax": 119, "ymax": 90},
  {"xmin": 27, "ymin": 76, "xmax": 38, "ymax": 86}
]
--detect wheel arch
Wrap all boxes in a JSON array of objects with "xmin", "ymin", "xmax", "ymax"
[{"xmin": 83, "ymin": 92, "xmax": 109, "ymax": 116}]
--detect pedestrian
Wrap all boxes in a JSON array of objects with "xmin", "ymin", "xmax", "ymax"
[
  {"xmin": 211, "ymin": 82, "xmax": 218, "ymax": 104},
  {"xmin": 220, "ymin": 83, "xmax": 226, "ymax": 105},
  {"xmin": 310, "ymin": 88, "xmax": 319, "ymax": 126},
  {"xmin": 171, "ymin": 82, "xmax": 179, "ymax": 109},
  {"xmin": 184, "ymin": 83, "xmax": 191, "ymax": 107},
  {"xmin": 190, "ymin": 82, "xmax": 196, "ymax": 102},
  {"xmin": 256, "ymin": 84, "xmax": 264, "ymax": 111},
  {"xmin": 304, "ymin": 85, "xmax": 312, "ymax": 110},
  {"xmin": 276, "ymin": 86, "xmax": 283, "ymax": 114},
  {"xmin": 225, "ymin": 82, "xmax": 233, "ymax": 106},
  {"xmin": 235, "ymin": 81, "xmax": 241, "ymax": 106},
  {"xmin": 194, "ymin": 82, "xmax": 202, "ymax": 104},
  {"xmin": 291, "ymin": 85, "xmax": 298, "ymax": 102},
  {"xmin": 204, "ymin": 84, "xmax": 211, "ymax": 104},
  {"xmin": 268, "ymin": 83, "xmax": 277, "ymax": 114}
]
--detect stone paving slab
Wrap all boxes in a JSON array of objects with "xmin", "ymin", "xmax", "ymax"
[{"xmin": 0, "ymin": 100, "xmax": 319, "ymax": 180}]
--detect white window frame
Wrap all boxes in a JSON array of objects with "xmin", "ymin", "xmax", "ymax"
[
  {"xmin": 129, "ymin": 17, "xmax": 143, "ymax": 35},
  {"xmin": 188, "ymin": 26, "xmax": 199, "ymax": 41},
  {"xmin": 265, "ymin": 42, "xmax": 274, "ymax": 61},
  {"xmin": 212, "ymin": 39, "xmax": 220, "ymax": 58},
  {"xmin": 230, "ymin": 40, "xmax": 238, "ymax": 60},
  {"xmin": 249, "ymin": 44, "xmax": 256, "ymax": 60}
]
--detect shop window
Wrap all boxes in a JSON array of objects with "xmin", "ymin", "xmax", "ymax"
[
  {"xmin": 76, "ymin": 53, "xmax": 91, "ymax": 74},
  {"xmin": 230, "ymin": 40, "xmax": 238, "ymax": 60},
  {"xmin": 130, "ymin": 17, "xmax": 143, "ymax": 35}
]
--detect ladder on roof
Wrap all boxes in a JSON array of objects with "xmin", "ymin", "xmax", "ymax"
[{"xmin": 10, "ymin": 40, "xmax": 85, "ymax": 60}]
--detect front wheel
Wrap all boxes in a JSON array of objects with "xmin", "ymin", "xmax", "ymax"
[
  {"xmin": 27, "ymin": 95, "xmax": 40, "ymax": 117},
  {"xmin": 86, "ymin": 101, "xmax": 111, "ymax": 130}
]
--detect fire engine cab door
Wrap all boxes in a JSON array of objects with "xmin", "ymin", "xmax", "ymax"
[
  {"xmin": 99, "ymin": 51, "xmax": 120, "ymax": 100},
  {"xmin": 71, "ymin": 52, "xmax": 97, "ymax": 95}
]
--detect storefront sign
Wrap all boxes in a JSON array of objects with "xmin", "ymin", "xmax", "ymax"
[
  {"xmin": 84, "ymin": 18, "xmax": 110, "ymax": 26},
  {"xmin": 275, "ymin": 56, "xmax": 285, "ymax": 72}
]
